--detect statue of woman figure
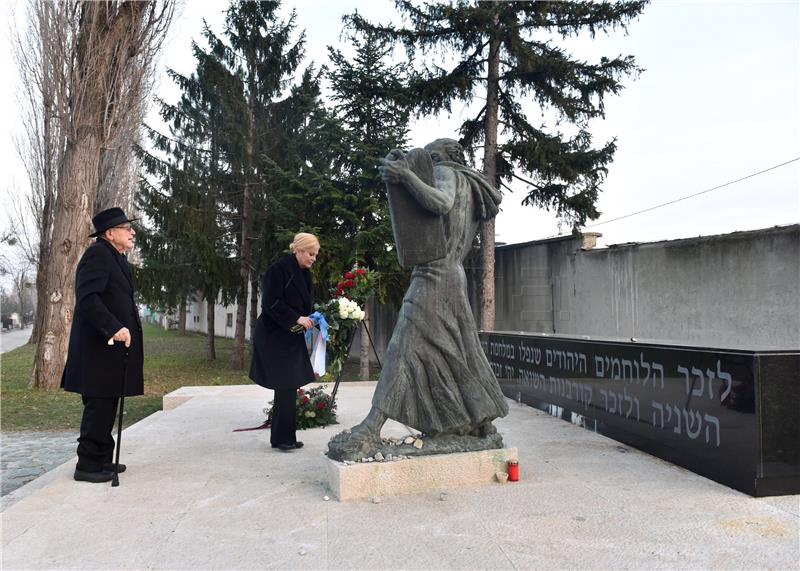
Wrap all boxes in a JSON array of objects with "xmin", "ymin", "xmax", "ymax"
[{"xmin": 328, "ymin": 138, "xmax": 509, "ymax": 460}]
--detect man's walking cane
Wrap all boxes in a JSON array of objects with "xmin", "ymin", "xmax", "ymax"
[{"xmin": 111, "ymin": 345, "xmax": 129, "ymax": 488}]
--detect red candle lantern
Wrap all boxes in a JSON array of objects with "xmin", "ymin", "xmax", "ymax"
[{"xmin": 507, "ymin": 460, "xmax": 519, "ymax": 482}]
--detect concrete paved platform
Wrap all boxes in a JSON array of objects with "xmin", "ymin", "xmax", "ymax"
[{"xmin": 2, "ymin": 382, "xmax": 798, "ymax": 570}]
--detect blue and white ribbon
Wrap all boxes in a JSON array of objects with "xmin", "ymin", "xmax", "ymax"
[
  {"xmin": 307, "ymin": 311, "xmax": 329, "ymax": 376},
  {"xmin": 306, "ymin": 311, "xmax": 329, "ymax": 342}
]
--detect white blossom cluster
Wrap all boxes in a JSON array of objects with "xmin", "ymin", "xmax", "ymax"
[{"xmin": 336, "ymin": 297, "xmax": 364, "ymax": 321}]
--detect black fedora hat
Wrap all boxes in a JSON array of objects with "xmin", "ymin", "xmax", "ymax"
[{"xmin": 89, "ymin": 207, "xmax": 139, "ymax": 238}]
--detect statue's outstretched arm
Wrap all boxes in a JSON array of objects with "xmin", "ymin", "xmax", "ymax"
[{"xmin": 379, "ymin": 157, "xmax": 456, "ymax": 215}]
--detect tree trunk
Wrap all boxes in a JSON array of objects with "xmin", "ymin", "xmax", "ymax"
[
  {"xmin": 360, "ymin": 304, "xmax": 370, "ymax": 381},
  {"xmin": 178, "ymin": 297, "xmax": 187, "ymax": 335},
  {"xmin": 30, "ymin": 135, "xmax": 99, "ymax": 389},
  {"xmin": 232, "ymin": 106, "xmax": 255, "ymax": 369},
  {"xmin": 479, "ymin": 22, "xmax": 501, "ymax": 332},
  {"xmin": 17, "ymin": 280, "xmax": 26, "ymax": 325},
  {"xmin": 30, "ymin": 53, "xmax": 59, "ymax": 345},
  {"xmin": 231, "ymin": 210, "xmax": 251, "ymax": 369},
  {"xmin": 23, "ymin": 2, "xmax": 60, "ymax": 346},
  {"xmin": 29, "ymin": 211, "xmax": 51, "ymax": 344},
  {"xmin": 15, "ymin": 273, "xmax": 26, "ymax": 328},
  {"xmin": 29, "ymin": 0, "xmax": 158, "ymax": 388},
  {"xmin": 249, "ymin": 273, "xmax": 259, "ymax": 347},
  {"xmin": 206, "ymin": 296, "xmax": 216, "ymax": 360}
]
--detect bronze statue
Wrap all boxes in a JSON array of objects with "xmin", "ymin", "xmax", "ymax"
[{"xmin": 328, "ymin": 138, "xmax": 508, "ymax": 461}]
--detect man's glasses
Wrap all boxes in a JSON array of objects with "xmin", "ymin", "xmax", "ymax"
[{"xmin": 113, "ymin": 224, "xmax": 134, "ymax": 232}]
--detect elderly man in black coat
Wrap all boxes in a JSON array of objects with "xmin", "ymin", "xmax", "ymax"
[{"xmin": 62, "ymin": 207, "xmax": 144, "ymax": 483}]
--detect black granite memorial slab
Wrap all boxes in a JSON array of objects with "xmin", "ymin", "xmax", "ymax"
[{"xmin": 480, "ymin": 332, "xmax": 800, "ymax": 496}]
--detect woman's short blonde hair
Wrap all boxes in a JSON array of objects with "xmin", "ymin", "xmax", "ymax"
[{"xmin": 289, "ymin": 232, "xmax": 320, "ymax": 253}]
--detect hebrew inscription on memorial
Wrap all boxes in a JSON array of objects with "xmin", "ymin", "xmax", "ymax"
[{"xmin": 481, "ymin": 332, "xmax": 762, "ymax": 494}]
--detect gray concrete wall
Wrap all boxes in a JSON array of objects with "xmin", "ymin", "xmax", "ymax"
[
  {"xmin": 493, "ymin": 225, "xmax": 800, "ymax": 349},
  {"xmin": 175, "ymin": 225, "xmax": 799, "ymax": 353}
]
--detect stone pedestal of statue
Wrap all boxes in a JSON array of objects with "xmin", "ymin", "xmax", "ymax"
[{"xmin": 325, "ymin": 447, "xmax": 519, "ymax": 501}]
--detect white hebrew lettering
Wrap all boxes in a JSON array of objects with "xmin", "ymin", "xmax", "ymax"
[
  {"xmin": 704, "ymin": 414, "xmax": 721, "ymax": 446},
  {"xmin": 717, "ymin": 361, "xmax": 732, "ymax": 402},
  {"xmin": 705, "ymin": 368, "xmax": 716, "ymax": 399},
  {"xmin": 640, "ymin": 353, "xmax": 651, "ymax": 385},
  {"xmin": 652, "ymin": 401, "xmax": 664, "ymax": 428},
  {"xmin": 652, "ymin": 363, "xmax": 664, "ymax": 389},
  {"xmin": 577, "ymin": 353, "xmax": 587, "ymax": 374},
  {"xmin": 611, "ymin": 358, "xmax": 621, "ymax": 380},
  {"xmin": 678, "ymin": 365, "xmax": 691, "ymax": 393},
  {"xmin": 683, "ymin": 409, "xmax": 703, "ymax": 439},
  {"xmin": 622, "ymin": 359, "xmax": 632, "ymax": 381},
  {"xmin": 691, "ymin": 366, "xmax": 705, "ymax": 397},
  {"xmin": 671, "ymin": 405, "xmax": 682, "ymax": 435}
]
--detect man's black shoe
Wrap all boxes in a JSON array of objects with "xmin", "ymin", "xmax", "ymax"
[
  {"xmin": 103, "ymin": 463, "xmax": 126, "ymax": 473},
  {"xmin": 74, "ymin": 469, "xmax": 115, "ymax": 483}
]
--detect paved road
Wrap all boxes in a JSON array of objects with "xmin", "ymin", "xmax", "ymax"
[{"xmin": 0, "ymin": 327, "xmax": 32, "ymax": 354}]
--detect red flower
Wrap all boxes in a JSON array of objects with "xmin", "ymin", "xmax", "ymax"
[
  {"xmin": 316, "ymin": 401, "xmax": 327, "ymax": 410},
  {"xmin": 302, "ymin": 396, "xmax": 310, "ymax": 404},
  {"xmin": 344, "ymin": 279, "xmax": 355, "ymax": 288},
  {"xmin": 345, "ymin": 272, "xmax": 355, "ymax": 279},
  {"xmin": 356, "ymin": 268, "xmax": 366, "ymax": 276}
]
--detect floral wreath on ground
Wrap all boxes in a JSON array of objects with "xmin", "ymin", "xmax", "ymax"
[{"xmin": 264, "ymin": 385, "xmax": 338, "ymax": 430}]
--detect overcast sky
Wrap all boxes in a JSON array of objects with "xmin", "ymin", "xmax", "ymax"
[{"xmin": 2, "ymin": 0, "xmax": 798, "ymax": 251}]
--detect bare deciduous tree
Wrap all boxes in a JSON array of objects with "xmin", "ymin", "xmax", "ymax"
[
  {"xmin": 29, "ymin": 0, "xmax": 174, "ymax": 390},
  {"xmin": 11, "ymin": 0, "xmax": 73, "ymax": 344},
  {"xmin": 3, "ymin": 186, "xmax": 42, "ymax": 338}
]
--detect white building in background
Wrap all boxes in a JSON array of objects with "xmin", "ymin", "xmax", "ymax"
[{"xmin": 146, "ymin": 281, "xmax": 259, "ymax": 341}]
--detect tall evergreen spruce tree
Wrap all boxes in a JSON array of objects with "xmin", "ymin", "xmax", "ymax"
[
  {"xmin": 251, "ymin": 66, "xmax": 339, "ymax": 325},
  {"xmin": 200, "ymin": 0, "xmax": 307, "ymax": 368},
  {"xmin": 326, "ymin": 31, "xmax": 414, "ymax": 308},
  {"xmin": 346, "ymin": 0, "xmax": 648, "ymax": 329},
  {"xmin": 136, "ymin": 51, "xmax": 238, "ymax": 359},
  {"xmin": 260, "ymin": 34, "xmax": 415, "ymax": 379}
]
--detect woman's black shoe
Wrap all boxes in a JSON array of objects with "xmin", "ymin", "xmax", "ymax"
[{"xmin": 272, "ymin": 441, "xmax": 304, "ymax": 451}]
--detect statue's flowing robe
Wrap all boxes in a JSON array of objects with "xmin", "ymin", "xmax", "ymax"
[{"xmin": 373, "ymin": 160, "xmax": 509, "ymax": 435}]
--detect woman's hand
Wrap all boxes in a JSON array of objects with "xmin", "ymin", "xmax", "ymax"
[{"xmin": 296, "ymin": 316, "xmax": 314, "ymax": 331}]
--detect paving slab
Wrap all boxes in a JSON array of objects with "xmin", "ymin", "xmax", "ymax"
[
  {"xmin": 0, "ymin": 431, "xmax": 76, "ymax": 500},
  {"xmin": 1, "ymin": 382, "xmax": 798, "ymax": 570}
]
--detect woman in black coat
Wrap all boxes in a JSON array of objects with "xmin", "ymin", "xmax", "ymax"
[{"xmin": 249, "ymin": 233, "xmax": 320, "ymax": 451}]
